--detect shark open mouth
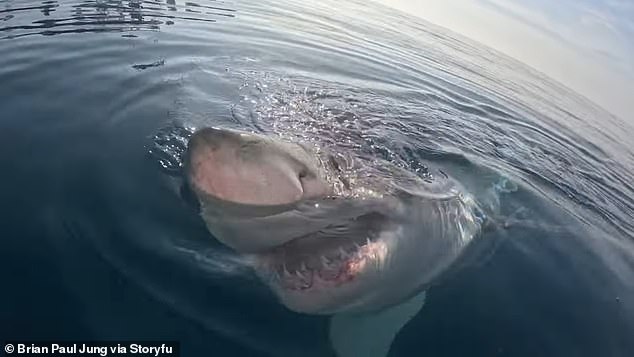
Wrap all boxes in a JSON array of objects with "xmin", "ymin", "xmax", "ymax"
[{"xmin": 258, "ymin": 213, "xmax": 390, "ymax": 291}]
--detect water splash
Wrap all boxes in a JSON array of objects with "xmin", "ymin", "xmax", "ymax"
[{"xmin": 147, "ymin": 124, "xmax": 194, "ymax": 175}]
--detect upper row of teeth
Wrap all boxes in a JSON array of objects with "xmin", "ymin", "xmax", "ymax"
[{"xmin": 273, "ymin": 237, "xmax": 373, "ymax": 279}]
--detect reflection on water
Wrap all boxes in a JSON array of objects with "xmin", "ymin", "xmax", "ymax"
[{"xmin": 0, "ymin": 0, "xmax": 235, "ymax": 39}]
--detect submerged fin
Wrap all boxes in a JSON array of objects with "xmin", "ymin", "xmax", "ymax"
[{"xmin": 329, "ymin": 291, "xmax": 427, "ymax": 357}]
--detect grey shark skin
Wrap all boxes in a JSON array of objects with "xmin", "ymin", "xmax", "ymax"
[{"xmin": 185, "ymin": 127, "xmax": 484, "ymax": 316}]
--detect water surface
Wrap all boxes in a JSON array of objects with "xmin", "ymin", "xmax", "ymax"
[{"xmin": 1, "ymin": 0, "xmax": 633, "ymax": 356}]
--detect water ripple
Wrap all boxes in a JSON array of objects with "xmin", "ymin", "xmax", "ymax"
[{"xmin": 0, "ymin": 0, "xmax": 235, "ymax": 39}]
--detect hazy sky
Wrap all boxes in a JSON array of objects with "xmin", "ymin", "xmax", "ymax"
[{"xmin": 375, "ymin": 0, "xmax": 634, "ymax": 121}]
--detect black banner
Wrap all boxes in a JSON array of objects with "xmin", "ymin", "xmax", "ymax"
[{"xmin": 2, "ymin": 342, "xmax": 179, "ymax": 357}]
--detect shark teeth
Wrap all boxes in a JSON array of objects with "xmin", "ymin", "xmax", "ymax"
[
  {"xmin": 283, "ymin": 266, "xmax": 293, "ymax": 279},
  {"xmin": 268, "ymin": 236, "xmax": 379, "ymax": 289},
  {"xmin": 321, "ymin": 255, "xmax": 331, "ymax": 266},
  {"xmin": 281, "ymin": 268, "xmax": 313, "ymax": 291},
  {"xmin": 296, "ymin": 262, "xmax": 309, "ymax": 279}
]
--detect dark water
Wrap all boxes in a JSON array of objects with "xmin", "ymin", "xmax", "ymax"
[{"xmin": 1, "ymin": 0, "xmax": 634, "ymax": 356}]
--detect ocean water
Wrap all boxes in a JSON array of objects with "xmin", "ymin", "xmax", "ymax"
[{"xmin": 1, "ymin": 0, "xmax": 634, "ymax": 356}]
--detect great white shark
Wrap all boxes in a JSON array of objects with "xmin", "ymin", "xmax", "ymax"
[{"xmin": 184, "ymin": 126, "xmax": 490, "ymax": 356}]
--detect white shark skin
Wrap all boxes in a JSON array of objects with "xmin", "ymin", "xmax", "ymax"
[{"xmin": 185, "ymin": 127, "xmax": 484, "ymax": 355}]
